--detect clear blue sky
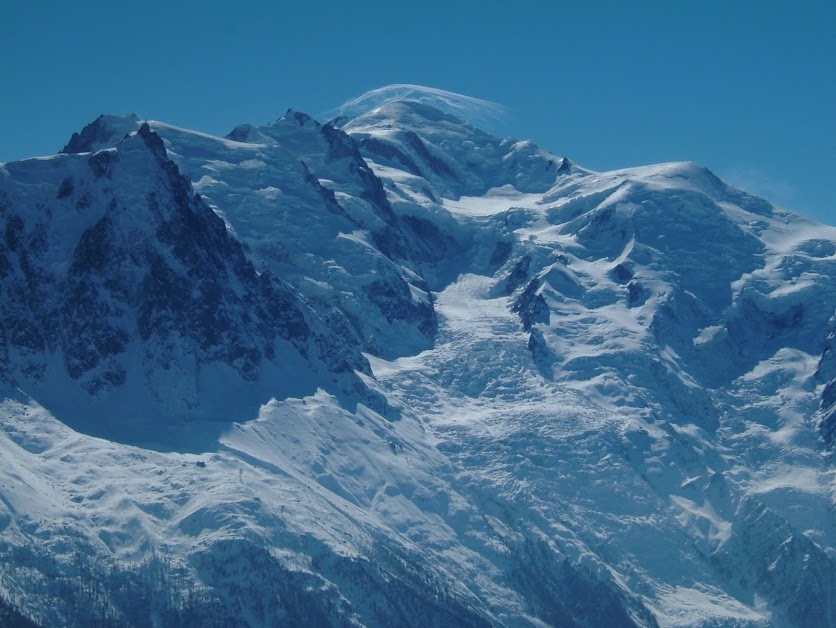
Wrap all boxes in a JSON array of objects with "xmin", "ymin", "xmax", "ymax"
[{"xmin": 1, "ymin": 1, "xmax": 833, "ymax": 224}]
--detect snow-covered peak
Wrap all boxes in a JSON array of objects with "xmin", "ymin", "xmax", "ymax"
[
  {"xmin": 341, "ymin": 99, "xmax": 469, "ymax": 131},
  {"xmin": 61, "ymin": 113, "xmax": 142, "ymax": 155},
  {"xmin": 343, "ymin": 98, "xmax": 570, "ymax": 199},
  {"xmin": 327, "ymin": 83, "xmax": 509, "ymax": 132}
]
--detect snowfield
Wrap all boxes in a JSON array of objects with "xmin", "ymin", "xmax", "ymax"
[{"xmin": 0, "ymin": 86, "xmax": 834, "ymax": 626}]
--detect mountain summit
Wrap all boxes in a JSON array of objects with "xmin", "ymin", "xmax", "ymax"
[
  {"xmin": 326, "ymin": 83, "xmax": 511, "ymax": 133},
  {"xmin": 0, "ymin": 90, "xmax": 834, "ymax": 626}
]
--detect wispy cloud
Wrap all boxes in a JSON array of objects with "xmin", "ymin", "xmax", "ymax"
[{"xmin": 323, "ymin": 84, "xmax": 510, "ymax": 132}]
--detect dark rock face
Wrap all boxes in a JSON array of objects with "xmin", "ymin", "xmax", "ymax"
[
  {"xmin": 609, "ymin": 262, "xmax": 633, "ymax": 285},
  {"xmin": 61, "ymin": 114, "xmax": 140, "ymax": 154},
  {"xmin": 225, "ymin": 123, "xmax": 254, "ymax": 142},
  {"xmin": 713, "ymin": 499, "xmax": 836, "ymax": 627},
  {"xmin": 63, "ymin": 216, "xmax": 131, "ymax": 393},
  {"xmin": 0, "ymin": 204, "xmax": 52, "ymax": 383},
  {"xmin": 626, "ymin": 280, "xmax": 649, "ymax": 308},
  {"xmin": 57, "ymin": 176, "xmax": 74, "ymax": 199},
  {"xmin": 1, "ymin": 125, "xmax": 377, "ymax": 431},
  {"xmin": 502, "ymin": 255, "xmax": 532, "ymax": 295},
  {"xmin": 357, "ymin": 136, "xmax": 423, "ymax": 177},
  {"xmin": 365, "ymin": 277, "xmax": 437, "ymax": 341},
  {"xmin": 87, "ymin": 149, "xmax": 118, "ymax": 179},
  {"xmin": 315, "ymin": 121, "xmax": 401, "ymax": 230},
  {"xmin": 513, "ymin": 279, "xmax": 550, "ymax": 332},
  {"xmin": 527, "ymin": 329, "xmax": 554, "ymax": 378},
  {"xmin": 403, "ymin": 130, "xmax": 459, "ymax": 181},
  {"xmin": 816, "ymin": 331, "xmax": 836, "ymax": 448},
  {"xmin": 0, "ymin": 595, "xmax": 38, "ymax": 628},
  {"xmin": 506, "ymin": 536, "xmax": 657, "ymax": 628},
  {"xmin": 320, "ymin": 122, "xmax": 359, "ymax": 163}
]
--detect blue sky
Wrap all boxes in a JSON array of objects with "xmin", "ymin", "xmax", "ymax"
[{"xmin": 1, "ymin": 1, "xmax": 833, "ymax": 224}]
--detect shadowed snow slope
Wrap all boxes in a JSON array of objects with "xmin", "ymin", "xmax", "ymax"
[{"xmin": 0, "ymin": 91, "xmax": 834, "ymax": 627}]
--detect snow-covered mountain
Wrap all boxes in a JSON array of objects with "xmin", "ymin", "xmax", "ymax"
[
  {"xmin": 324, "ymin": 84, "xmax": 510, "ymax": 136},
  {"xmin": 0, "ymin": 86, "xmax": 834, "ymax": 627}
]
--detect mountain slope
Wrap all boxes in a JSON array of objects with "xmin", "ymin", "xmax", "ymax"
[
  {"xmin": 0, "ymin": 122, "xmax": 382, "ymax": 445},
  {"xmin": 0, "ymin": 88, "xmax": 833, "ymax": 626}
]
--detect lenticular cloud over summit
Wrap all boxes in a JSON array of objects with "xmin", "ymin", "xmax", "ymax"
[{"xmin": 326, "ymin": 83, "xmax": 510, "ymax": 131}]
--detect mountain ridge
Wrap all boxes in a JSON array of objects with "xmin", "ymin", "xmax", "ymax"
[{"xmin": 0, "ymin": 89, "xmax": 834, "ymax": 626}]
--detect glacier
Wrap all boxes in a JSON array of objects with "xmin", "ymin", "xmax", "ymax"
[{"xmin": 0, "ymin": 86, "xmax": 834, "ymax": 626}]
